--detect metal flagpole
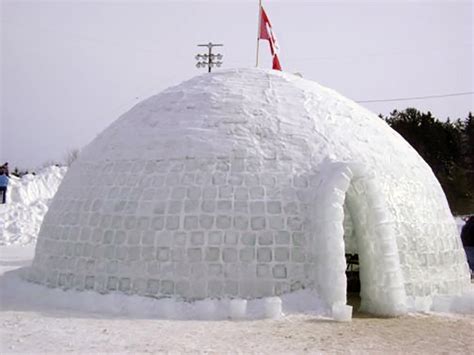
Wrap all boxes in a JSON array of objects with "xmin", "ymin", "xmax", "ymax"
[{"xmin": 256, "ymin": 0, "xmax": 262, "ymax": 67}]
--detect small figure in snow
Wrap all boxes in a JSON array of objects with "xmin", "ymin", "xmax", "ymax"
[
  {"xmin": 461, "ymin": 216, "xmax": 474, "ymax": 275},
  {"xmin": 0, "ymin": 167, "xmax": 9, "ymax": 204},
  {"xmin": 1, "ymin": 162, "xmax": 9, "ymax": 177}
]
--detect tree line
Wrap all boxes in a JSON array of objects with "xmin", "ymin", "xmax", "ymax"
[{"xmin": 381, "ymin": 108, "xmax": 473, "ymax": 215}]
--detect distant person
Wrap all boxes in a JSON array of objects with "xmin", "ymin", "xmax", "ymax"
[
  {"xmin": 1, "ymin": 162, "xmax": 9, "ymax": 177},
  {"xmin": 461, "ymin": 216, "xmax": 474, "ymax": 274},
  {"xmin": 0, "ymin": 168, "xmax": 9, "ymax": 204}
]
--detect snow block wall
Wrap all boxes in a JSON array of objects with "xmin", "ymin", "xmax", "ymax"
[
  {"xmin": 30, "ymin": 158, "xmax": 318, "ymax": 299},
  {"xmin": 312, "ymin": 162, "xmax": 407, "ymax": 316},
  {"xmin": 26, "ymin": 69, "xmax": 470, "ymax": 316}
]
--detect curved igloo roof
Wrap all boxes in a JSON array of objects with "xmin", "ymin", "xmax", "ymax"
[{"xmin": 28, "ymin": 68, "xmax": 470, "ymax": 316}]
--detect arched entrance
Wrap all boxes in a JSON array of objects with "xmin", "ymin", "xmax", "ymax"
[{"xmin": 311, "ymin": 162, "xmax": 407, "ymax": 316}]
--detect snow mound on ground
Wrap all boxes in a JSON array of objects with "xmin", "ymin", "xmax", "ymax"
[{"xmin": 0, "ymin": 166, "xmax": 67, "ymax": 246}]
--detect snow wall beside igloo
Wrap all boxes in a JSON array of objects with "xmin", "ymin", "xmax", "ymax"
[{"xmin": 26, "ymin": 68, "xmax": 471, "ymax": 316}]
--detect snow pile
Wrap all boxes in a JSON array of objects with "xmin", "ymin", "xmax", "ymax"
[{"xmin": 0, "ymin": 166, "xmax": 67, "ymax": 245}]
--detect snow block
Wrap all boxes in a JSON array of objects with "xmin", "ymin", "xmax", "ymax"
[
  {"xmin": 264, "ymin": 297, "xmax": 282, "ymax": 319},
  {"xmin": 331, "ymin": 303, "xmax": 352, "ymax": 322},
  {"xmin": 229, "ymin": 299, "xmax": 247, "ymax": 320}
]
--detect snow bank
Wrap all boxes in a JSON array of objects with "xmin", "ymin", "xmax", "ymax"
[{"xmin": 0, "ymin": 166, "xmax": 67, "ymax": 245}]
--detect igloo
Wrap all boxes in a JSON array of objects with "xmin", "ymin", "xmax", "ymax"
[{"xmin": 27, "ymin": 68, "xmax": 471, "ymax": 316}]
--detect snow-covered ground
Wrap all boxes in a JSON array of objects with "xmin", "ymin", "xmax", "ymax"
[{"xmin": 0, "ymin": 166, "xmax": 473, "ymax": 352}]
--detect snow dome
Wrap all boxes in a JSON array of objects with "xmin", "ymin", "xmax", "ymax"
[{"xmin": 26, "ymin": 68, "xmax": 471, "ymax": 316}]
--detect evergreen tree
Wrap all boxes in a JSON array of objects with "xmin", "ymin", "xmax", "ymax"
[{"xmin": 383, "ymin": 108, "xmax": 472, "ymax": 214}]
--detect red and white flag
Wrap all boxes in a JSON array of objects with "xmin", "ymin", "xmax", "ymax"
[{"xmin": 258, "ymin": 5, "xmax": 282, "ymax": 71}]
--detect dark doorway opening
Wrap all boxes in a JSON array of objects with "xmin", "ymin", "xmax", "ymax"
[
  {"xmin": 345, "ymin": 253, "xmax": 360, "ymax": 293},
  {"xmin": 346, "ymin": 253, "xmax": 361, "ymax": 313}
]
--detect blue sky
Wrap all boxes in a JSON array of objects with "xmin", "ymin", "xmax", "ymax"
[{"xmin": 1, "ymin": 0, "xmax": 473, "ymax": 168}]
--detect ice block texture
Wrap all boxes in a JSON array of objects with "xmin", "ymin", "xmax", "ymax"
[{"xmin": 27, "ymin": 68, "xmax": 470, "ymax": 316}]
